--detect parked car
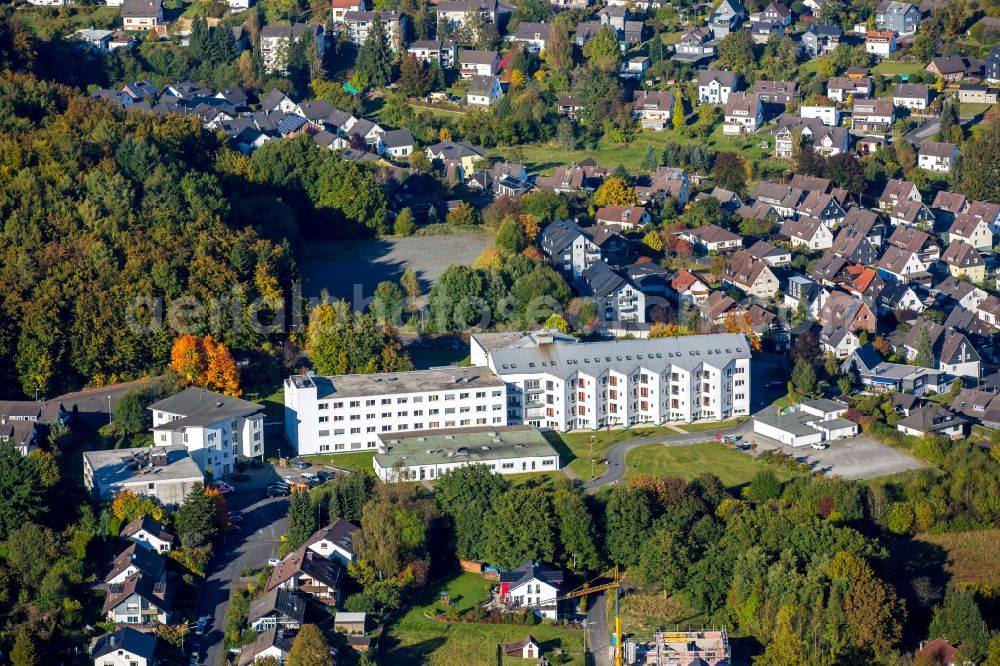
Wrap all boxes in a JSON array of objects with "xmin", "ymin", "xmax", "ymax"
[
  {"xmin": 266, "ymin": 485, "xmax": 290, "ymax": 498},
  {"xmin": 290, "ymin": 460, "xmax": 309, "ymax": 470},
  {"xmin": 268, "ymin": 558, "xmax": 282, "ymax": 567},
  {"xmin": 723, "ymin": 434, "xmax": 741, "ymax": 443},
  {"xmin": 300, "ymin": 472, "xmax": 320, "ymax": 486},
  {"xmin": 212, "ymin": 481, "xmax": 235, "ymax": 494},
  {"xmin": 316, "ymin": 470, "xmax": 334, "ymax": 482},
  {"xmin": 811, "ymin": 442, "xmax": 830, "ymax": 450},
  {"xmin": 228, "ymin": 512, "xmax": 244, "ymax": 524},
  {"xmin": 736, "ymin": 443, "xmax": 751, "ymax": 451}
]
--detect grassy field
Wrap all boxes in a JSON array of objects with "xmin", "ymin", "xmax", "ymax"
[
  {"xmin": 914, "ymin": 529, "xmax": 1000, "ymax": 589},
  {"xmin": 382, "ymin": 573, "xmax": 586, "ymax": 666},
  {"xmin": 504, "ymin": 471, "xmax": 567, "ymax": 488},
  {"xmin": 623, "ymin": 443, "xmax": 794, "ymax": 488},
  {"xmin": 674, "ymin": 417, "xmax": 744, "ymax": 433},
  {"xmin": 544, "ymin": 426, "xmax": 681, "ymax": 481},
  {"xmin": 960, "ymin": 102, "xmax": 994, "ymax": 118},
  {"xmin": 489, "ymin": 125, "xmax": 783, "ymax": 175},
  {"xmin": 872, "ymin": 60, "xmax": 926, "ymax": 77},
  {"xmin": 618, "ymin": 592, "xmax": 706, "ymax": 637}
]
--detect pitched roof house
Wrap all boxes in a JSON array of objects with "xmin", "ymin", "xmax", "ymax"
[
  {"xmin": 819, "ymin": 290, "xmax": 877, "ymax": 332},
  {"xmin": 499, "ymin": 561, "xmax": 564, "ymax": 619},
  {"xmin": 304, "ymin": 519, "xmax": 359, "ymax": 564},
  {"xmin": 724, "ymin": 250, "xmax": 779, "ymax": 298},
  {"xmin": 782, "ymin": 216, "xmax": 834, "ymax": 250},
  {"xmin": 673, "ymin": 224, "xmax": 742, "ymax": 252},
  {"xmin": 91, "ymin": 628, "xmax": 157, "ymax": 666},
  {"xmin": 876, "ymin": 245, "xmax": 931, "ymax": 284},
  {"xmin": 248, "ymin": 587, "xmax": 307, "ymax": 632},
  {"xmin": 941, "ymin": 240, "xmax": 986, "ymax": 281},
  {"xmin": 947, "ymin": 213, "xmax": 994, "ymax": 250},
  {"xmin": 120, "ymin": 515, "xmax": 174, "ymax": 554},
  {"xmin": 878, "ymin": 178, "xmax": 921, "ymax": 210},
  {"xmin": 266, "ymin": 548, "xmax": 343, "ymax": 601},
  {"xmin": 594, "ymin": 205, "xmax": 651, "ymax": 229}
]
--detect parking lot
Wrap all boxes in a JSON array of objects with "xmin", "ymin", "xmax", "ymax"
[{"xmin": 754, "ymin": 434, "xmax": 926, "ymax": 480}]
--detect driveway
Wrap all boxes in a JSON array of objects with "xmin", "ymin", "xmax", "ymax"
[
  {"xmin": 196, "ymin": 467, "xmax": 289, "ymax": 665},
  {"xmin": 752, "ymin": 434, "xmax": 925, "ymax": 480},
  {"xmin": 52, "ymin": 378, "xmax": 162, "ymax": 429},
  {"xmin": 587, "ymin": 591, "xmax": 612, "ymax": 666}
]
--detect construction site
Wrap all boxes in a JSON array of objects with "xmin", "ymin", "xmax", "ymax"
[{"xmin": 624, "ymin": 629, "xmax": 731, "ymax": 666}]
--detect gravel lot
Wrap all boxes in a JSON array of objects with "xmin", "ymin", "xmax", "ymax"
[
  {"xmin": 756, "ymin": 435, "xmax": 925, "ymax": 480},
  {"xmin": 299, "ymin": 234, "xmax": 490, "ymax": 302}
]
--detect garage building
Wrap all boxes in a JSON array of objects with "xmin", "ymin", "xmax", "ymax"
[{"xmin": 752, "ymin": 399, "xmax": 858, "ymax": 447}]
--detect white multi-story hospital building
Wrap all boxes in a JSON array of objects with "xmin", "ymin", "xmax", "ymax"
[
  {"xmin": 475, "ymin": 330, "xmax": 752, "ymax": 429},
  {"xmin": 284, "ymin": 366, "xmax": 508, "ymax": 455}
]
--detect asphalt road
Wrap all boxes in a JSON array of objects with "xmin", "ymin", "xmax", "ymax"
[
  {"xmin": 196, "ymin": 472, "xmax": 289, "ymax": 666},
  {"xmin": 51, "ymin": 377, "xmax": 161, "ymax": 429},
  {"xmin": 587, "ymin": 591, "xmax": 612, "ymax": 666}
]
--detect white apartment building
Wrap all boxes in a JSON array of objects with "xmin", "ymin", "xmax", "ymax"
[
  {"xmin": 800, "ymin": 105, "xmax": 840, "ymax": 126},
  {"xmin": 284, "ymin": 366, "xmax": 508, "ymax": 455},
  {"xmin": 259, "ymin": 23, "xmax": 325, "ymax": 73},
  {"xmin": 343, "ymin": 11, "xmax": 406, "ymax": 50},
  {"xmin": 149, "ymin": 387, "xmax": 264, "ymax": 476},
  {"xmin": 478, "ymin": 331, "xmax": 752, "ymax": 429}
]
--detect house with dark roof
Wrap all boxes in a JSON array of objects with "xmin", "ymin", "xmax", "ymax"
[
  {"xmin": 936, "ymin": 276, "xmax": 988, "ymax": 311},
  {"xmin": 539, "ymin": 219, "xmax": 630, "ymax": 277},
  {"xmin": 723, "ymin": 92, "xmax": 763, "ymax": 134},
  {"xmin": 947, "ymin": 213, "xmax": 994, "ymax": 250},
  {"xmin": 917, "ymin": 142, "xmax": 960, "ymax": 172},
  {"xmin": 841, "ymin": 345, "xmax": 948, "ymax": 395},
  {"xmin": 673, "ymin": 224, "xmax": 742, "ymax": 253},
  {"xmin": 746, "ymin": 240, "xmax": 791, "ymax": 266},
  {"xmin": 499, "ymin": 561, "xmax": 563, "ymax": 619},
  {"xmin": 467, "ymin": 75, "xmax": 502, "ymax": 107},
  {"xmin": 595, "ymin": 205, "xmax": 650, "ymax": 230},
  {"xmin": 876, "ymin": 282, "xmax": 923, "ymax": 315},
  {"xmin": 121, "ymin": 0, "xmax": 163, "ymax": 32},
  {"xmin": 843, "ymin": 266, "xmax": 886, "ymax": 304},
  {"xmin": 877, "ymin": 246, "xmax": 931, "ymax": 285},
  {"xmin": 509, "ymin": 21, "xmax": 550, "ymax": 51},
  {"xmin": 888, "ymin": 199, "xmax": 935, "ymax": 229},
  {"xmin": 902, "ymin": 320, "xmax": 981, "ymax": 378},
  {"xmin": 892, "ymin": 83, "xmax": 930, "ymax": 110},
  {"xmin": 249, "ymin": 587, "xmax": 307, "ymax": 632},
  {"xmin": 237, "ymin": 628, "xmax": 295, "ymax": 666},
  {"xmin": 852, "ymin": 98, "xmax": 895, "ymax": 134},
  {"xmin": 150, "ymin": 387, "xmax": 264, "ymax": 475},
  {"xmin": 378, "ymin": 128, "xmax": 415, "ymax": 159},
  {"xmin": 632, "ymin": 90, "xmax": 675, "ymax": 130},
  {"xmin": 724, "ymin": 250, "xmax": 779, "ymax": 298},
  {"xmin": 897, "ymin": 405, "xmax": 966, "ymax": 439},
  {"xmin": 104, "ymin": 542, "xmax": 167, "ymax": 586},
  {"xmin": 941, "ymin": 240, "xmax": 985, "ymax": 282},
  {"xmin": 800, "ymin": 23, "xmax": 842, "ymax": 56},
  {"xmin": 819, "ymin": 290, "xmax": 877, "ymax": 333},
  {"xmin": 266, "ymin": 548, "xmax": 342, "ymax": 602},
  {"xmin": 926, "ymin": 55, "xmax": 984, "ymax": 82},
  {"xmin": 700, "ymin": 290, "xmax": 744, "ymax": 324},
  {"xmin": 581, "ymin": 261, "xmax": 646, "ymax": 323},
  {"xmin": 103, "ymin": 571, "xmax": 171, "ymax": 626},
  {"xmin": 91, "ymin": 627, "xmax": 157, "ymax": 666},
  {"xmin": 810, "ymin": 254, "xmax": 849, "ymax": 287},
  {"xmin": 783, "ymin": 216, "xmax": 833, "ymax": 250},
  {"xmin": 951, "ymin": 389, "xmax": 1000, "ymax": 427},
  {"xmin": 304, "ymin": 519, "xmax": 360, "ymax": 564},
  {"xmin": 121, "ymin": 515, "xmax": 174, "ymax": 554},
  {"xmin": 698, "ymin": 70, "xmax": 740, "ymax": 104},
  {"xmin": 888, "ymin": 225, "xmax": 939, "ymax": 263},
  {"xmin": 752, "ymin": 79, "xmax": 798, "ymax": 104},
  {"xmin": 503, "ymin": 636, "xmax": 542, "ymax": 659},
  {"xmin": 831, "ymin": 226, "xmax": 878, "ymax": 265}
]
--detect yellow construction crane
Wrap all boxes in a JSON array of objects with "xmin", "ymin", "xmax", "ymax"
[{"xmin": 549, "ymin": 567, "xmax": 625, "ymax": 666}]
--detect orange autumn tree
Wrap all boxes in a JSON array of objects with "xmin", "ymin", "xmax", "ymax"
[
  {"xmin": 170, "ymin": 334, "xmax": 206, "ymax": 384},
  {"xmin": 170, "ymin": 335, "xmax": 242, "ymax": 396},
  {"xmin": 205, "ymin": 486, "xmax": 232, "ymax": 533},
  {"xmin": 649, "ymin": 322, "xmax": 693, "ymax": 338},
  {"xmin": 204, "ymin": 336, "xmax": 242, "ymax": 397},
  {"xmin": 723, "ymin": 311, "xmax": 762, "ymax": 352}
]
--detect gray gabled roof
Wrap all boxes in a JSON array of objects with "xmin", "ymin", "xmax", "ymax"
[
  {"xmin": 380, "ymin": 128, "xmax": 414, "ymax": 148},
  {"xmin": 248, "ymin": 587, "xmax": 307, "ymax": 625},
  {"xmin": 148, "ymin": 387, "xmax": 262, "ymax": 429},
  {"xmin": 582, "ymin": 260, "xmax": 630, "ymax": 299},
  {"xmin": 489, "ymin": 333, "xmax": 751, "ymax": 379}
]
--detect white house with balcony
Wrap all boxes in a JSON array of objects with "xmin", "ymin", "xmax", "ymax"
[{"xmin": 149, "ymin": 388, "xmax": 264, "ymax": 477}]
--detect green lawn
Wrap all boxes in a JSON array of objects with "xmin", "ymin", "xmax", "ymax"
[
  {"xmin": 300, "ymin": 451, "xmax": 376, "ymax": 472},
  {"xmin": 623, "ymin": 442, "xmax": 793, "ymax": 488},
  {"xmin": 489, "ymin": 125, "xmax": 784, "ymax": 175},
  {"xmin": 409, "ymin": 101, "xmax": 468, "ymax": 118},
  {"xmin": 544, "ymin": 426, "xmax": 681, "ymax": 481},
  {"xmin": 504, "ymin": 471, "xmax": 567, "ymax": 488},
  {"xmin": 960, "ymin": 102, "xmax": 993, "ymax": 118},
  {"xmin": 872, "ymin": 60, "xmax": 926, "ymax": 77},
  {"xmin": 674, "ymin": 417, "xmax": 745, "ymax": 433},
  {"xmin": 382, "ymin": 573, "xmax": 586, "ymax": 666}
]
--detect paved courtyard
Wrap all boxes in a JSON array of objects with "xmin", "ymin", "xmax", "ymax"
[
  {"xmin": 753, "ymin": 434, "xmax": 925, "ymax": 480},
  {"xmin": 299, "ymin": 234, "xmax": 490, "ymax": 302}
]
